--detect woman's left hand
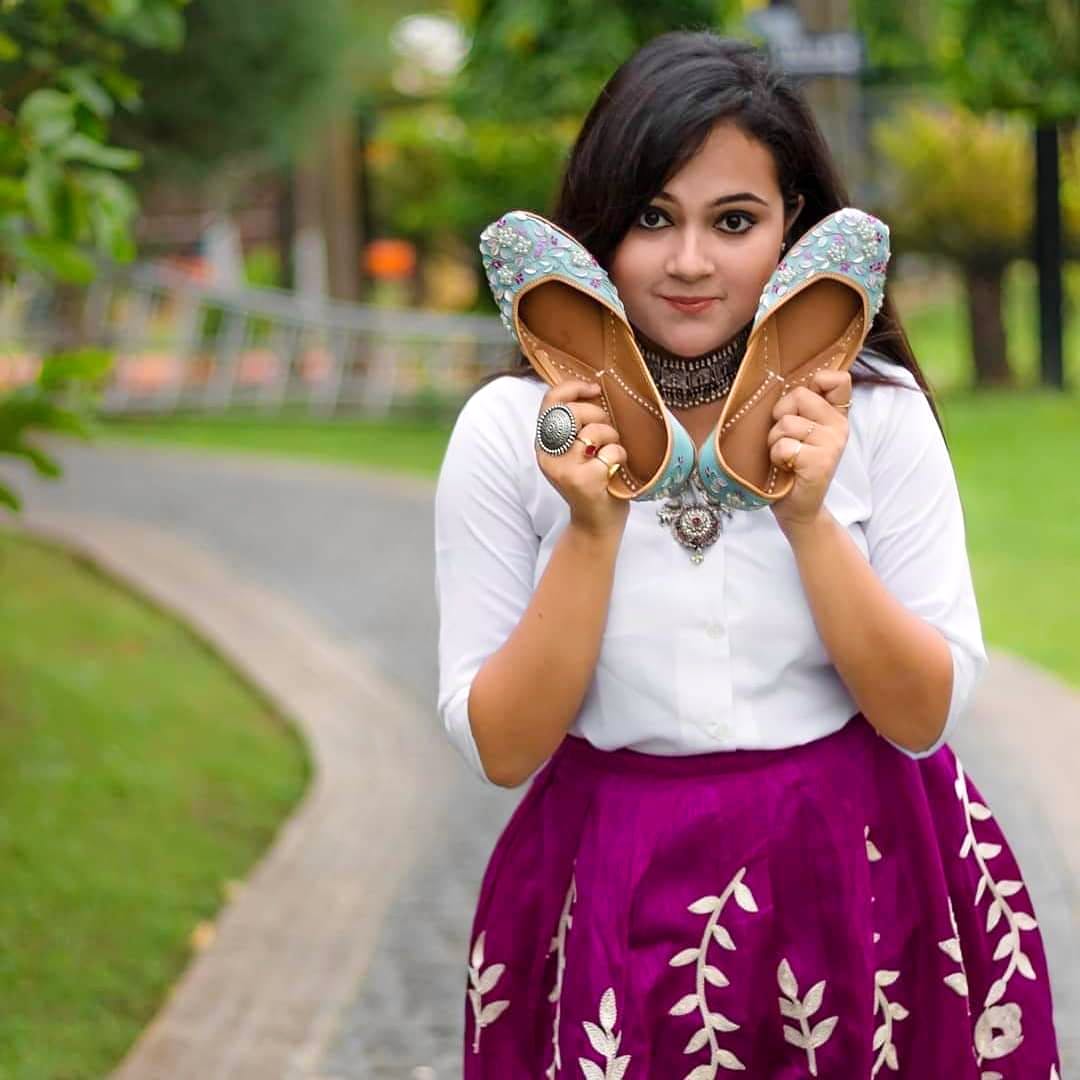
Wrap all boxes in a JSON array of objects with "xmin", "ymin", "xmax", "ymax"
[{"xmin": 767, "ymin": 370, "xmax": 852, "ymax": 535}]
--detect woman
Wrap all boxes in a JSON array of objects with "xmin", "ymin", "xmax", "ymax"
[{"xmin": 434, "ymin": 31, "xmax": 1061, "ymax": 1078}]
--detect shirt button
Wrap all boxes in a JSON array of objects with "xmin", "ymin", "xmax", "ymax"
[
  {"xmin": 707, "ymin": 720, "xmax": 732, "ymax": 741},
  {"xmin": 705, "ymin": 620, "xmax": 725, "ymax": 640}
]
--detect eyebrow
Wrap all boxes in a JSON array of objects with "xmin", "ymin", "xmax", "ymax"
[{"xmin": 656, "ymin": 190, "xmax": 769, "ymax": 208}]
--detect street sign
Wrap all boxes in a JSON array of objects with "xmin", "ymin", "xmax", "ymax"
[{"xmin": 747, "ymin": 7, "xmax": 865, "ymax": 78}]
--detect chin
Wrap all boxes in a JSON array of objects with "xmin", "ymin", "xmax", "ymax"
[{"xmin": 657, "ymin": 324, "xmax": 733, "ymax": 357}]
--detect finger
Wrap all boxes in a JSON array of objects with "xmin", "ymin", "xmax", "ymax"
[
  {"xmin": 769, "ymin": 435, "xmax": 812, "ymax": 473},
  {"xmin": 542, "ymin": 380, "xmax": 602, "ymax": 409},
  {"xmin": 766, "ymin": 413, "xmax": 828, "ymax": 449},
  {"xmin": 594, "ymin": 443, "xmax": 628, "ymax": 488},
  {"xmin": 576, "ymin": 423, "xmax": 621, "ymax": 449},
  {"xmin": 810, "ymin": 370, "xmax": 853, "ymax": 408},
  {"xmin": 772, "ymin": 384, "xmax": 843, "ymax": 425}
]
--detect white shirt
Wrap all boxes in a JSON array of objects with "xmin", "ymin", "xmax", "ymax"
[{"xmin": 434, "ymin": 356, "xmax": 988, "ymax": 786}]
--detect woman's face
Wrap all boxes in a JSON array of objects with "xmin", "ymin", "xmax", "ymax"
[{"xmin": 611, "ymin": 121, "xmax": 801, "ymax": 358}]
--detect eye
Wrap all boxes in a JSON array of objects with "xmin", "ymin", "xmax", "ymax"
[
  {"xmin": 716, "ymin": 211, "xmax": 754, "ymax": 234},
  {"xmin": 637, "ymin": 206, "xmax": 670, "ymax": 230}
]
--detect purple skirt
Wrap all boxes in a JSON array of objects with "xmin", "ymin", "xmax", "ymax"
[{"xmin": 463, "ymin": 716, "xmax": 1060, "ymax": 1078}]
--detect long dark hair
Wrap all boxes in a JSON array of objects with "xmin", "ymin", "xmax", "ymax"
[{"xmin": 480, "ymin": 31, "xmax": 939, "ymax": 423}]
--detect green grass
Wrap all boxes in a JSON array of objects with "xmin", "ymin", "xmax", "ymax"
[
  {"xmin": 938, "ymin": 392, "xmax": 1080, "ymax": 684},
  {"xmin": 103, "ymin": 412, "xmax": 454, "ymax": 478},
  {"xmin": 0, "ymin": 534, "xmax": 310, "ymax": 1078}
]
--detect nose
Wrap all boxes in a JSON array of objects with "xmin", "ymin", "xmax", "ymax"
[{"xmin": 664, "ymin": 227, "xmax": 715, "ymax": 281}]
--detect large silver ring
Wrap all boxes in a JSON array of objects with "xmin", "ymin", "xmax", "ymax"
[{"xmin": 536, "ymin": 404, "xmax": 578, "ymax": 456}]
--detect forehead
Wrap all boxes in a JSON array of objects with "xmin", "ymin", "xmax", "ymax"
[{"xmin": 662, "ymin": 121, "xmax": 782, "ymax": 203}]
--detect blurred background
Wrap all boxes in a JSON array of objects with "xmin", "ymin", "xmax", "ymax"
[{"xmin": 0, "ymin": 0, "xmax": 1077, "ymax": 1077}]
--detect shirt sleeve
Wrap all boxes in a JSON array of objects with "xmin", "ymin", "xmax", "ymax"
[
  {"xmin": 434, "ymin": 379, "xmax": 540, "ymax": 784},
  {"xmin": 859, "ymin": 372, "xmax": 988, "ymax": 758}
]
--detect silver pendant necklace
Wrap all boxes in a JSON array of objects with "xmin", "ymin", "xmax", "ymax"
[{"xmin": 656, "ymin": 466, "xmax": 733, "ymax": 565}]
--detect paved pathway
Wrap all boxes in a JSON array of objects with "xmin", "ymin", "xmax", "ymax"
[{"xmin": 8, "ymin": 442, "xmax": 1078, "ymax": 1075}]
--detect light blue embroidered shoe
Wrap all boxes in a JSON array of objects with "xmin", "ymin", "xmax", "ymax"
[
  {"xmin": 480, "ymin": 211, "xmax": 695, "ymax": 502},
  {"xmin": 698, "ymin": 207, "xmax": 890, "ymax": 510}
]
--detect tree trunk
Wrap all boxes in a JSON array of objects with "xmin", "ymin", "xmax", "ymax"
[{"xmin": 964, "ymin": 264, "xmax": 1013, "ymax": 388}]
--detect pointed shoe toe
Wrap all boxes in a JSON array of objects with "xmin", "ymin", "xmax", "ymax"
[
  {"xmin": 480, "ymin": 210, "xmax": 694, "ymax": 502},
  {"xmin": 698, "ymin": 207, "xmax": 890, "ymax": 510}
]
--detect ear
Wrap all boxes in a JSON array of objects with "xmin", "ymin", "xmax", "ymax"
[{"xmin": 784, "ymin": 195, "xmax": 806, "ymax": 239}]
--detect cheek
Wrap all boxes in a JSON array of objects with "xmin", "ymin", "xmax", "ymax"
[{"xmin": 609, "ymin": 237, "xmax": 647, "ymax": 298}]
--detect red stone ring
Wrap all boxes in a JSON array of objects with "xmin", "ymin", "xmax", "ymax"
[{"xmin": 576, "ymin": 436, "xmax": 599, "ymax": 458}]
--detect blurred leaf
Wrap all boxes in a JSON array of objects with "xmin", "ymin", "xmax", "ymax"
[
  {"xmin": 57, "ymin": 133, "xmax": 141, "ymax": 171},
  {"xmin": 18, "ymin": 89, "xmax": 77, "ymax": 146},
  {"xmin": 0, "ymin": 480, "xmax": 21, "ymax": 512},
  {"xmin": 60, "ymin": 68, "xmax": 115, "ymax": 118},
  {"xmin": 17, "ymin": 235, "xmax": 97, "ymax": 283},
  {"xmin": 38, "ymin": 348, "xmax": 115, "ymax": 390}
]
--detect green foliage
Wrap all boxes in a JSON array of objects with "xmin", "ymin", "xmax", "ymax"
[
  {"xmin": 113, "ymin": 0, "xmax": 353, "ymax": 185},
  {"xmin": 873, "ymin": 104, "xmax": 1080, "ymax": 263},
  {"xmin": 935, "ymin": 0, "xmax": 1079, "ymax": 122},
  {"xmin": 0, "ymin": 0, "xmax": 187, "ymax": 281},
  {"xmin": 873, "ymin": 105, "xmax": 1032, "ymax": 265},
  {"xmin": 858, "ymin": 0, "xmax": 1078, "ymax": 122},
  {"xmin": 454, "ymin": 0, "xmax": 738, "ymax": 122},
  {"xmin": 370, "ymin": 105, "xmax": 576, "ymax": 258},
  {"xmin": 0, "ymin": 348, "xmax": 112, "ymax": 510}
]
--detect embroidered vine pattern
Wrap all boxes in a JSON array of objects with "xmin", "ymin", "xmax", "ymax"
[
  {"xmin": 865, "ymin": 826, "xmax": 909, "ymax": 1076},
  {"xmin": 668, "ymin": 865, "xmax": 757, "ymax": 1076},
  {"xmin": 545, "ymin": 872, "xmax": 577, "ymax": 1078},
  {"xmin": 467, "ymin": 930, "xmax": 510, "ymax": 1054},
  {"xmin": 938, "ymin": 897, "xmax": 971, "ymax": 1001},
  {"xmin": 953, "ymin": 758, "xmax": 1038, "ymax": 1064},
  {"xmin": 578, "ymin": 987, "xmax": 632, "ymax": 1080},
  {"xmin": 776, "ymin": 959, "xmax": 838, "ymax": 1076}
]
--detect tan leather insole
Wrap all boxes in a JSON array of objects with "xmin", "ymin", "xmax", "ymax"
[
  {"xmin": 720, "ymin": 280, "xmax": 863, "ymax": 495},
  {"xmin": 519, "ymin": 283, "xmax": 667, "ymax": 495}
]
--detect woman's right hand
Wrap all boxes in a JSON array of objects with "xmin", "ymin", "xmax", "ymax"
[{"xmin": 535, "ymin": 380, "xmax": 630, "ymax": 537}]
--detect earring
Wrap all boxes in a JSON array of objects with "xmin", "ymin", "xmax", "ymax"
[{"xmin": 780, "ymin": 240, "xmax": 788, "ymax": 253}]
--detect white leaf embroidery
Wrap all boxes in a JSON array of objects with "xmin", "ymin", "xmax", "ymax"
[
  {"xmin": 670, "ymin": 948, "xmax": 701, "ymax": 967},
  {"xmin": 468, "ymin": 930, "xmax": 510, "ymax": 1054},
  {"xmin": 670, "ymin": 993, "xmax": 699, "ymax": 1016},
  {"xmin": 703, "ymin": 965, "xmax": 729, "ymax": 988},
  {"xmin": 584, "ymin": 1021, "xmax": 612, "ymax": 1059},
  {"xmin": 709, "ymin": 1012, "xmax": 739, "ymax": 1032},
  {"xmin": 688, "ymin": 895, "xmax": 723, "ymax": 914},
  {"xmin": 670, "ymin": 867, "xmax": 754, "ymax": 1078},
  {"xmin": 578, "ymin": 987, "xmax": 631, "ymax": 1079},
  {"xmin": 733, "ymin": 881, "xmax": 758, "ymax": 913},
  {"xmin": 579, "ymin": 1061, "xmax": 605, "ymax": 1080},
  {"xmin": 803, "ymin": 980, "xmax": 825, "ymax": 1016},
  {"xmin": 777, "ymin": 958, "xmax": 836, "ymax": 1076},
  {"xmin": 480, "ymin": 1000, "xmax": 510, "ymax": 1025},
  {"xmin": 712, "ymin": 925, "xmax": 736, "ymax": 950},
  {"xmin": 944, "ymin": 972, "xmax": 969, "ymax": 997},
  {"xmin": 545, "ymin": 872, "xmax": 576, "ymax": 1077},
  {"xmin": 809, "ymin": 1016, "xmax": 838, "ymax": 1048},
  {"xmin": 715, "ymin": 1048, "xmax": 746, "ymax": 1070},
  {"xmin": 477, "ymin": 963, "xmax": 505, "ymax": 994},
  {"xmin": 684, "ymin": 1027, "xmax": 710, "ymax": 1054}
]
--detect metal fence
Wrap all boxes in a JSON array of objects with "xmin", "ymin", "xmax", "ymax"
[{"xmin": 0, "ymin": 264, "xmax": 517, "ymax": 416}]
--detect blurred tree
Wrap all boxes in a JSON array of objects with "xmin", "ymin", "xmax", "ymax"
[
  {"xmin": 453, "ymin": 0, "xmax": 740, "ymax": 123},
  {"xmin": 0, "ymin": 0, "xmax": 186, "ymax": 510},
  {"xmin": 114, "ymin": 0, "xmax": 352, "ymax": 190},
  {"xmin": 859, "ymin": 0, "xmax": 1078, "ymax": 387},
  {"xmin": 874, "ymin": 104, "xmax": 1079, "ymax": 387},
  {"xmin": 369, "ymin": 104, "xmax": 575, "ymax": 296}
]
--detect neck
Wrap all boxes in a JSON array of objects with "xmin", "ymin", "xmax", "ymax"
[{"xmin": 633, "ymin": 323, "xmax": 751, "ymax": 409}]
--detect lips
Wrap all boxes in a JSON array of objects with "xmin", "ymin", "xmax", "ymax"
[{"xmin": 662, "ymin": 296, "xmax": 717, "ymax": 315}]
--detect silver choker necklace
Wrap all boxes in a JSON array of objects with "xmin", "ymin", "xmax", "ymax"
[{"xmin": 636, "ymin": 324, "xmax": 751, "ymax": 409}]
